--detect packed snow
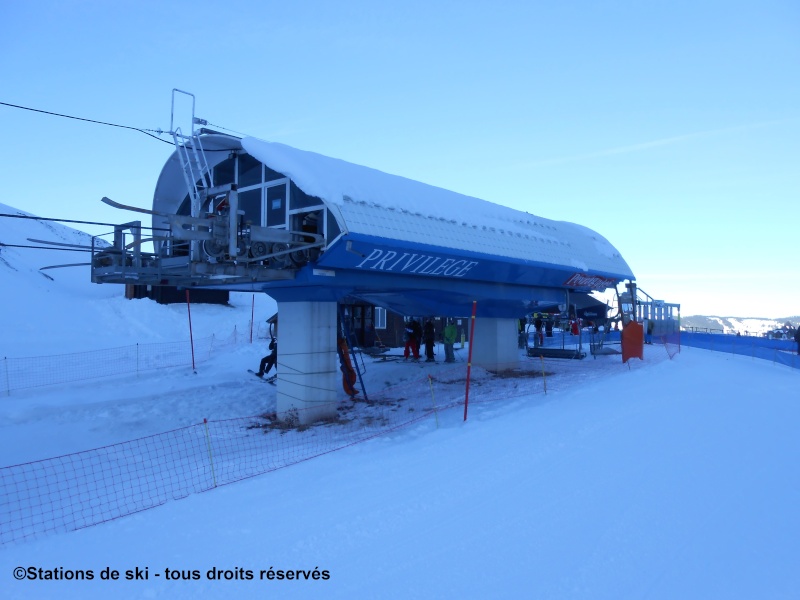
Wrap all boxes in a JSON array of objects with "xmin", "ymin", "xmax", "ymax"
[{"xmin": 1, "ymin": 208, "xmax": 799, "ymax": 599}]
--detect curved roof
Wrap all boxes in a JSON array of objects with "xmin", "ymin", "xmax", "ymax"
[
  {"xmin": 139, "ymin": 134, "xmax": 634, "ymax": 317},
  {"xmin": 243, "ymin": 137, "xmax": 633, "ymax": 282}
]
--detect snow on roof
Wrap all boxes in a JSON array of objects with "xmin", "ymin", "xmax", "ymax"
[{"xmin": 242, "ymin": 138, "xmax": 634, "ymax": 278}]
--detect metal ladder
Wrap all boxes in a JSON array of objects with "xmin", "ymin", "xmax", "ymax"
[{"xmin": 170, "ymin": 89, "xmax": 214, "ymax": 220}]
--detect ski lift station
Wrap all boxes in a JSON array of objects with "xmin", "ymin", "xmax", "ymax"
[{"xmin": 92, "ymin": 97, "xmax": 638, "ymax": 423}]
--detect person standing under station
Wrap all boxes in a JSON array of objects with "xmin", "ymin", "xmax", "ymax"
[
  {"xmin": 404, "ymin": 319, "xmax": 420, "ymax": 360},
  {"xmin": 423, "ymin": 318, "xmax": 436, "ymax": 362},
  {"xmin": 534, "ymin": 315, "xmax": 544, "ymax": 347},
  {"xmin": 443, "ymin": 319, "xmax": 457, "ymax": 363}
]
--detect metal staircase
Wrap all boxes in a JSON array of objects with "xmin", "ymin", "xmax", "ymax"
[
  {"xmin": 619, "ymin": 283, "xmax": 681, "ymax": 328},
  {"xmin": 90, "ymin": 90, "xmax": 328, "ymax": 288}
]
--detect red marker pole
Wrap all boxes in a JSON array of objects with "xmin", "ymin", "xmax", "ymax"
[{"xmin": 463, "ymin": 300, "xmax": 477, "ymax": 421}]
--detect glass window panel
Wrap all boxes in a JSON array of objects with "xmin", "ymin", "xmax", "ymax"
[
  {"xmin": 238, "ymin": 154, "xmax": 262, "ymax": 187},
  {"xmin": 265, "ymin": 165, "xmax": 284, "ymax": 182},
  {"xmin": 239, "ymin": 189, "xmax": 262, "ymax": 226},
  {"xmin": 290, "ymin": 182, "xmax": 324, "ymax": 210},
  {"xmin": 375, "ymin": 307, "xmax": 387, "ymax": 329},
  {"xmin": 214, "ymin": 157, "xmax": 235, "ymax": 186},
  {"xmin": 326, "ymin": 210, "xmax": 341, "ymax": 240},
  {"xmin": 266, "ymin": 184, "xmax": 286, "ymax": 226}
]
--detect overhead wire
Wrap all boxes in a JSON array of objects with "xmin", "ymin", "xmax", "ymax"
[
  {"xmin": 0, "ymin": 100, "xmax": 250, "ymax": 156},
  {"xmin": 0, "ymin": 100, "xmax": 251, "ymax": 149},
  {"xmin": 205, "ymin": 121, "xmax": 252, "ymax": 139},
  {"xmin": 0, "ymin": 212, "xmax": 168, "ymax": 231},
  {"xmin": 0, "ymin": 102, "xmax": 244, "ymax": 256},
  {"xmin": 0, "ymin": 243, "xmax": 92, "ymax": 253},
  {"xmin": 0, "ymin": 100, "xmax": 175, "ymax": 145}
]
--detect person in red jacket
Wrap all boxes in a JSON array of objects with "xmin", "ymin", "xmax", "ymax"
[{"xmin": 404, "ymin": 319, "xmax": 420, "ymax": 360}]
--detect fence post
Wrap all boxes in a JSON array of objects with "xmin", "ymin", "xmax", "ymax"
[
  {"xmin": 540, "ymin": 355, "xmax": 547, "ymax": 395},
  {"xmin": 3, "ymin": 357, "xmax": 10, "ymax": 396},
  {"xmin": 203, "ymin": 418, "xmax": 218, "ymax": 489}
]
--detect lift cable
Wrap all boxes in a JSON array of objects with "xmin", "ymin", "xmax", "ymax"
[
  {"xmin": 0, "ymin": 100, "xmax": 174, "ymax": 144},
  {"xmin": 0, "ymin": 243, "xmax": 91, "ymax": 253},
  {"xmin": 204, "ymin": 121, "xmax": 252, "ymax": 139},
  {"xmin": 0, "ymin": 212, "xmax": 167, "ymax": 231},
  {"xmin": 1, "ymin": 101, "xmax": 248, "ymax": 155}
]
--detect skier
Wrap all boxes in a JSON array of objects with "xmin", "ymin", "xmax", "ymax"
[
  {"xmin": 412, "ymin": 319, "xmax": 423, "ymax": 358},
  {"xmin": 794, "ymin": 327, "xmax": 800, "ymax": 356},
  {"xmin": 256, "ymin": 337, "xmax": 277, "ymax": 380},
  {"xmin": 570, "ymin": 318, "xmax": 580, "ymax": 336},
  {"xmin": 534, "ymin": 315, "xmax": 544, "ymax": 347},
  {"xmin": 403, "ymin": 319, "xmax": 420, "ymax": 360},
  {"xmin": 443, "ymin": 319, "xmax": 457, "ymax": 363}
]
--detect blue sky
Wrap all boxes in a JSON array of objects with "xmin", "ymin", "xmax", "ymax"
[{"xmin": 2, "ymin": 0, "xmax": 798, "ymax": 318}]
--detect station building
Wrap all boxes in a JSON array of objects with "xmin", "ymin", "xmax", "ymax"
[{"xmin": 93, "ymin": 129, "xmax": 634, "ymax": 423}]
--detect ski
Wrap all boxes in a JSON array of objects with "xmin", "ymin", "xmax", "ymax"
[
  {"xmin": 27, "ymin": 238, "xmax": 94, "ymax": 250},
  {"xmin": 248, "ymin": 369, "xmax": 277, "ymax": 384},
  {"xmin": 102, "ymin": 196, "xmax": 169, "ymax": 217},
  {"xmin": 39, "ymin": 263, "xmax": 92, "ymax": 270}
]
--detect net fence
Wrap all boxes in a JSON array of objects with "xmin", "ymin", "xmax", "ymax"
[
  {"xmin": 1, "ymin": 328, "xmax": 245, "ymax": 395},
  {"xmin": 0, "ymin": 348, "xmax": 664, "ymax": 546}
]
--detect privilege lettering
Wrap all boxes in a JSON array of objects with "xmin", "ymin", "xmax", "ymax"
[{"xmin": 356, "ymin": 249, "xmax": 478, "ymax": 278}]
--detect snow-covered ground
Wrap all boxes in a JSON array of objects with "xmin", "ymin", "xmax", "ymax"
[
  {"xmin": 2, "ymin": 208, "xmax": 799, "ymax": 599},
  {"xmin": 710, "ymin": 316, "xmax": 785, "ymax": 336},
  {"xmin": 680, "ymin": 315, "xmax": 799, "ymax": 338}
]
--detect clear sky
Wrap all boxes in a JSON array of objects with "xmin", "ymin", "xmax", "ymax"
[{"xmin": 2, "ymin": 0, "xmax": 798, "ymax": 318}]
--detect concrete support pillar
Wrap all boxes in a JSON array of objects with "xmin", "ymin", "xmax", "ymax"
[
  {"xmin": 276, "ymin": 301, "xmax": 339, "ymax": 425},
  {"xmin": 470, "ymin": 317, "xmax": 520, "ymax": 371}
]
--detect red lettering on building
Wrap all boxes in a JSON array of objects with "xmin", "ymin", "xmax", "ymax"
[{"xmin": 563, "ymin": 273, "xmax": 617, "ymax": 289}]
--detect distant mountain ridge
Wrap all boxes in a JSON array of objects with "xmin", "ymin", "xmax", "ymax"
[{"xmin": 682, "ymin": 315, "xmax": 799, "ymax": 336}]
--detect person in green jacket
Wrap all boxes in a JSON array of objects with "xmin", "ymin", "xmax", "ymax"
[{"xmin": 443, "ymin": 320, "xmax": 457, "ymax": 363}]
